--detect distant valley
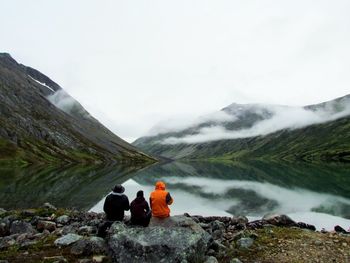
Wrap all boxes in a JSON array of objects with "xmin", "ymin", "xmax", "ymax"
[{"xmin": 133, "ymin": 95, "xmax": 350, "ymax": 162}]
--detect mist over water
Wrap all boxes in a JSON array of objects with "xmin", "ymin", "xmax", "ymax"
[
  {"xmin": 90, "ymin": 161, "xmax": 350, "ymax": 231},
  {"xmin": 1, "ymin": 159, "xmax": 349, "ymax": 231}
]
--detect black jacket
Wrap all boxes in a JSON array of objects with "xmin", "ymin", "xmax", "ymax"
[
  {"xmin": 103, "ymin": 192, "xmax": 130, "ymax": 221},
  {"xmin": 130, "ymin": 196, "xmax": 151, "ymax": 226}
]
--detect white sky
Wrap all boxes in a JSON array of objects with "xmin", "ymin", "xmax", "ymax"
[{"xmin": 1, "ymin": 0, "xmax": 350, "ymax": 142}]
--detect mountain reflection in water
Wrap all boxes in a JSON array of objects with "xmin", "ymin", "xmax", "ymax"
[
  {"xmin": 2, "ymin": 160, "xmax": 350, "ymax": 230},
  {"xmin": 91, "ymin": 161, "xmax": 350, "ymax": 230},
  {"xmin": 0, "ymin": 164, "xmax": 143, "ymax": 210}
]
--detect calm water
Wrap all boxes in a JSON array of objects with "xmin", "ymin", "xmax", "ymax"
[{"xmin": 1, "ymin": 161, "xmax": 350, "ymax": 230}]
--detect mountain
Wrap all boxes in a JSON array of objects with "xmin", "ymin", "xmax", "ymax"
[
  {"xmin": 133, "ymin": 95, "xmax": 350, "ymax": 162},
  {"xmin": 0, "ymin": 53, "xmax": 155, "ymax": 165}
]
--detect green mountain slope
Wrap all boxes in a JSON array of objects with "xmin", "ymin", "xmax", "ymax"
[
  {"xmin": 133, "ymin": 96, "xmax": 350, "ymax": 162},
  {"xmin": 0, "ymin": 53, "xmax": 155, "ymax": 165}
]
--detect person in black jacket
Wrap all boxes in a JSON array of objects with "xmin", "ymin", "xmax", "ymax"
[
  {"xmin": 130, "ymin": 190, "xmax": 151, "ymax": 227},
  {"xmin": 103, "ymin": 184, "xmax": 130, "ymax": 221},
  {"xmin": 98, "ymin": 184, "xmax": 129, "ymax": 237}
]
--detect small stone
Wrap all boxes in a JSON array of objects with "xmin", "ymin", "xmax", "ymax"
[
  {"xmin": 16, "ymin": 233, "xmax": 29, "ymax": 242},
  {"xmin": 70, "ymin": 237, "xmax": 106, "ymax": 256},
  {"xmin": 37, "ymin": 220, "xmax": 56, "ymax": 232},
  {"xmin": 43, "ymin": 256, "xmax": 67, "ymax": 263},
  {"xmin": 54, "ymin": 233, "xmax": 83, "ymax": 247},
  {"xmin": 314, "ymin": 240, "xmax": 322, "ymax": 246},
  {"xmin": 89, "ymin": 219, "xmax": 101, "ymax": 226},
  {"xmin": 0, "ymin": 260, "xmax": 9, "ymax": 263},
  {"xmin": 232, "ymin": 231, "xmax": 244, "ymax": 241},
  {"xmin": 78, "ymin": 260, "xmax": 93, "ymax": 263},
  {"xmin": 342, "ymin": 242, "xmax": 347, "ymax": 247},
  {"xmin": 56, "ymin": 215, "xmax": 70, "ymax": 225},
  {"xmin": 230, "ymin": 259, "xmax": 243, "ymax": 263},
  {"xmin": 92, "ymin": 255, "xmax": 107, "ymax": 263},
  {"xmin": 10, "ymin": 220, "xmax": 36, "ymax": 235},
  {"xmin": 20, "ymin": 209, "xmax": 36, "ymax": 217},
  {"xmin": 20, "ymin": 240, "xmax": 38, "ymax": 248},
  {"xmin": 250, "ymin": 233, "xmax": 259, "ymax": 240},
  {"xmin": 231, "ymin": 216, "xmax": 248, "ymax": 225},
  {"xmin": 199, "ymin": 223, "xmax": 210, "ymax": 229},
  {"xmin": 212, "ymin": 229, "xmax": 223, "ymax": 240},
  {"xmin": 42, "ymin": 203, "xmax": 57, "ymax": 211},
  {"xmin": 237, "ymin": 237, "xmax": 254, "ymax": 249},
  {"xmin": 78, "ymin": 225, "xmax": 96, "ymax": 235},
  {"xmin": 0, "ymin": 222, "xmax": 9, "ymax": 237},
  {"xmin": 204, "ymin": 256, "xmax": 218, "ymax": 263},
  {"xmin": 0, "ymin": 208, "xmax": 7, "ymax": 216},
  {"xmin": 211, "ymin": 220, "xmax": 225, "ymax": 231}
]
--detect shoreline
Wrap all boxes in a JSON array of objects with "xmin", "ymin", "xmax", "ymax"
[{"xmin": 1, "ymin": 204, "xmax": 350, "ymax": 262}]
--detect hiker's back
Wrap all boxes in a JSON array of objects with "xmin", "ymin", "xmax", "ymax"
[
  {"xmin": 150, "ymin": 181, "xmax": 173, "ymax": 218},
  {"xmin": 104, "ymin": 192, "xmax": 129, "ymax": 221}
]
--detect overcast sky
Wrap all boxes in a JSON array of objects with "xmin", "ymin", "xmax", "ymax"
[{"xmin": 1, "ymin": 0, "xmax": 350, "ymax": 142}]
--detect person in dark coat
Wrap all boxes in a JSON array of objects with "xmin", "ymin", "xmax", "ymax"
[
  {"xmin": 130, "ymin": 190, "xmax": 151, "ymax": 227},
  {"xmin": 98, "ymin": 184, "xmax": 129, "ymax": 237},
  {"xmin": 103, "ymin": 184, "xmax": 130, "ymax": 221}
]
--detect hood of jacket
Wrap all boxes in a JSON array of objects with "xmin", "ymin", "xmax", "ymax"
[
  {"xmin": 133, "ymin": 196, "xmax": 146, "ymax": 203},
  {"xmin": 155, "ymin": 181, "xmax": 166, "ymax": 190}
]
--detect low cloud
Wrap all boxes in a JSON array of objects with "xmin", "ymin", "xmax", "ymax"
[
  {"xmin": 161, "ymin": 98, "xmax": 350, "ymax": 144},
  {"xmin": 147, "ymin": 111, "xmax": 237, "ymax": 136},
  {"xmin": 47, "ymin": 89, "xmax": 91, "ymax": 119}
]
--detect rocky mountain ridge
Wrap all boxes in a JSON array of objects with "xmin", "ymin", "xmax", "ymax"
[
  {"xmin": 133, "ymin": 94, "xmax": 350, "ymax": 162},
  {"xmin": 0, "ymin": 53, "xmax": 154, "ymax": 165}
]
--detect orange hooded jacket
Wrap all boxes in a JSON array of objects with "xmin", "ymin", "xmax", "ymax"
[{"xmin": 150, "ymin": 181, "xmax": 173, "ymax": 218}]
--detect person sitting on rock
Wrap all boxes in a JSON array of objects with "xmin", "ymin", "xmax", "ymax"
[
  {"xmin": 130, "ymin": 190, "xmax": 152, "ymax": 227},
  {"xmin": 98, "ymin": 184, "xmax": 129, "ymax": 238},
  {"xmin": 103, "ymin": 184, "xmax": 130, "ymax": 221},
  {"xmin": 150, "ymin": 181, "xmax": 173, "ymax": 218}
]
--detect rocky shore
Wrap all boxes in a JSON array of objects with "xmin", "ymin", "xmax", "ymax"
[{"xmin": 1, "ymin": 204, "xmax": 350, "ymax": 263}]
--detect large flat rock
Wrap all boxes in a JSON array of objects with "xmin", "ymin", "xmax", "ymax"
[{"xmin": 107, "ymin": 216, "xmax": 211, "ymax": 263}]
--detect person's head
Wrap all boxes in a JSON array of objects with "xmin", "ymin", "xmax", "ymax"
[
  {"xmin": 155, "ymin": 181, "xmax": 166, "ymax": 190},
  {"xmin": 136, "ymin": 190, "xmax": 144, "ymax": 198},
  {"xmin": 112, "ymin": 184, "xmax": 125, "ymax": 193}
]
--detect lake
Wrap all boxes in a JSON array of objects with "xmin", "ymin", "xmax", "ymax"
[{"xmin": 1, "ymin": 161, "xmax": 350, "ymax": 230}]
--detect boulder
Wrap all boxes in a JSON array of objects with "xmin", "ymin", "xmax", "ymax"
[
  {"xmin": 262, "ymin": 214, "xmax": 296, "ymax": 227},
  {"xmin": 54, "ymin": 233, "xmax": 83, "ymax": 247},
  {"xmin": 108, "ymin": 216, "xmax": 211, "ymax": 263},
  {"xmin": 10, "ymin": 220, "xmax": 36, "ymax": 235},
  {"xmin": 70, "ymin": 236, "xmax": 106, "ymax": 256},
  {"xmin": 56, "ymin": 215, "xmax": 70, "ymax": 225}
]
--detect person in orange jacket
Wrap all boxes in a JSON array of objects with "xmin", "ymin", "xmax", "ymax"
[{"xmin": 150, "ymin": 181, "xmax": 173, "ymax": 218}]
